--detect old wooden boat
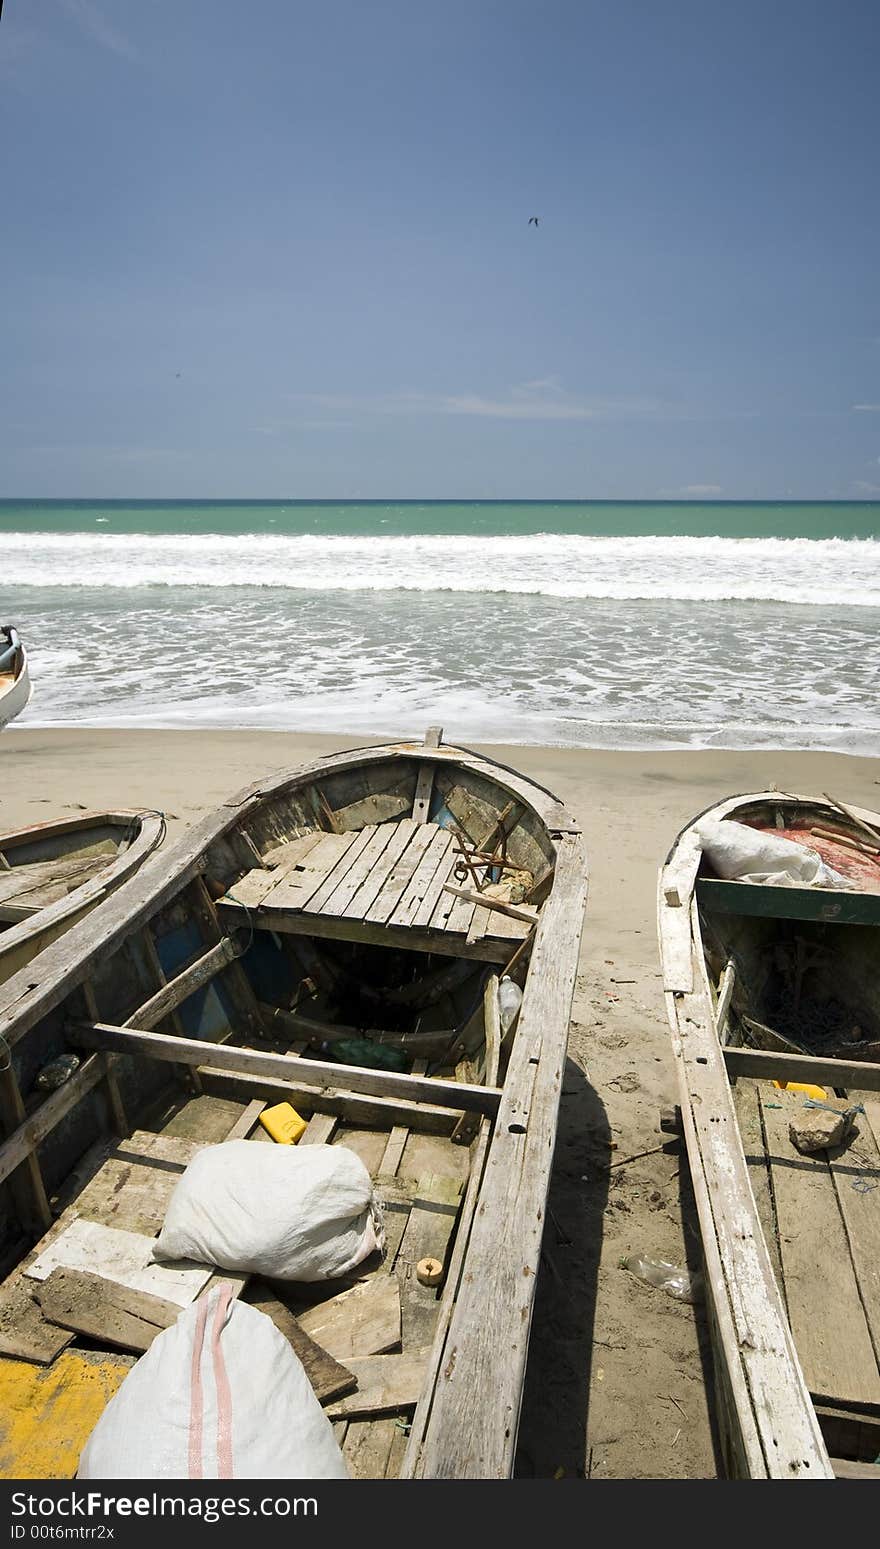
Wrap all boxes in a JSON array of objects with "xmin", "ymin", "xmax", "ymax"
[
  {"xmin": 0, "ymin": 730, "xmax": 587, "ymax": 1479},
  {"xmin": 0, "ymin": 626, "xmax": 31, "ymax": 729},
  {"xmin": 0, "ymin": 811, "xmax": 167, "ymax": 989},
  {"xmin": 658, "ymin": 790, "xmax": 880, "ymax": 1481}
]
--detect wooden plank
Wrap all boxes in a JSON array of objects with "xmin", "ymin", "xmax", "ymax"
[
  {"xmin": 343, "ymin": 819, "xmax": 421, "ymax": 919},
  {"xmin": 715, "ymin": 959, "xmax": 737, "ymax": 1039},
  {"xmin": 24, "ymin": 1218, "xmax": 214, "ymax": 1308},
  {"xmin": 36, "ymin": 1266, "xmax": 180, "ymax": 1353},
  {"xmin": 261, "ymin": 831, "xmax": 360, "ymax": 912},
  {"xmin": 405, "ymin": 831, "xmax": 459, "ymax": 929},
  {"xmin": 325, "ymin": 1350, "xmax": 428, "ymax": 1418},
  {"xmin": 0, "ymin": 1280, "xmax": 75, "ymax": 1364},
  {"xmin": 441, "ymin": 884, "xmax": 537, "ymax": 927},
  {"xmin": 300, "ymin": 1112, "xmax": 338, "ymax": 1145},
  {"xmin": 243, "ymin": 1282, "xmax": 357, "ymax": 1404},
  {"xmin": 831, "ymin": 1457, "xmax": 880, "ymax": 1479},
  {"xmin": 434, "ymin": 881, "xmax": 473, "ymax": 937},
  {"xmin": 412, "ymin": 762, "xmax": 436, "ymax": 824},
  {"xmin": 219, "ymin": 895, "xmax": 516, "ymax": 962},
  {"xmin": 126, "ymin": 936, "xmax": 239, "ymax": 1030},
  {"xmin": 69, "ymin": 1021, "xmax": 504, "ymax": 1117},
  {"xmin": 395, "ymin": 1175, "xmax": 463, "ymax": 1348},
  {"xmin": 342, "ymin": 1418, "xmax": 399, "ymax": 1479},
  {"xmin": 401, "ymin": 1120, "xmax": 490, "ymax": 1476},
  {"xmin": 758, "ymin": 1087, "xmax": 880, "ymax": 1406},
  {"xmin": 730, "ymin": 1078, "xmax": 784, "ymax": 1291},
  {"xmin": 365, "ymin": 824, "xmax": 438, "ymax": 924},
  {"xmin": 224, "ymin": 1098, "xmax": 265, "ymax": 1141},
  {"xmin": 319, "ymin": 824, "xmax": 398, "ymax": 918},
  {"xmin": 296, "ymin": 1275, "xmax": 401, "ymax": 1360},
  {"xmin": 302, "ymin": 825, "xmax": 380, "ymax": 915},
  {"xmin": 379, "ymin": 1125, "xmax": 409, "ymax": 1179},
  {"xmin": 697, "ymin": 876, "xmax": 880, "ymax": 927},
  {"xmin": 0, "ymin": 855, "xmax": 105, "ymax": 907},
  {"xmin": 260, "ymin": 830, "xmax": 325, "ymax": 874},
  {"xmin": 827, "ymin": 1103, "xmax": 880, "ymax": 1372},
  {"xmin": 199, "ymin": 1067, "xmax": 464, "ymax": 1136},
  {"xmin": 724, "ymin": 1045, "xmax": 880, "ymax": 1094}
]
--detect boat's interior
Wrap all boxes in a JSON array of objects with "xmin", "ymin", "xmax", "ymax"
[
  {"xmin": 0, "ymin": 746, "xmax": 558, "ymax": 1477},
  {"xmin": 0, "ymin": 818, "xmax": 143, "ymax": 931},
  {"xmin": 697, "ymin": 799, "xmax": 880, "ymax": 1471}
]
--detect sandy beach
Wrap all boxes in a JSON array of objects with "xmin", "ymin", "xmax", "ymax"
[{"xmin": 2, "ymin": 727, "xmax": 879, "ymax": 1479}]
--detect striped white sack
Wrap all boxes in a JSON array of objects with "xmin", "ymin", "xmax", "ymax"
[{"xmin": 78, "ymin": 1284, "xmax": 349, "ymax": 1479}]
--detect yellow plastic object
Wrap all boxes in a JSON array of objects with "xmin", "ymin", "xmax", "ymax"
[
  {"xmin": 0, "ymin": 1349, "xmax": 133, "ymax": 1478},
  {"xmin": 259, "ymin": 1101, "xmax": 308, "ymax": 1144},
  {"xmin": 772, "ymin": 1079, "xmax": 828, "ymax": 1102}
]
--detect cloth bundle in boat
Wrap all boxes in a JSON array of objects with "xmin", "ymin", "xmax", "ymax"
[
  {"xmin": 696, "ymin": 818, "xmax": 849, "ymax": 889},
  {"xmin": 153, "ymin": 1139, "xmax": 385, "ymax": 1281},
  {"xmin": 78, "ymin": 1283, "xmax": 348, "ymax": 1479}
]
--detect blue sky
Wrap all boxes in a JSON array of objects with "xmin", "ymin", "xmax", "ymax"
[{"xmin": 1, "ymin": 0, "xmax": 879, "ymax": 499}]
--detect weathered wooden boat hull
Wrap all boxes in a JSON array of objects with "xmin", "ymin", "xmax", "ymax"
[
  {"xmin": 0, "ymin": 811, "xmax": 167, "ymax": 988},
  {"xmin": 0, "ymin": 628, "xmax": 31, "ymax": 730},
  {"xmin": 0, "ymin": 734, "xmax": 587, "ymax": 1479},
  {"xmin": 658, "ymin": 791, "xmax": 880, "ymax": 1480}
]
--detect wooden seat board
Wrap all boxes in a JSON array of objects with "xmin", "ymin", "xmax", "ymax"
[
  {"xmin": 301, "ymin": 825, "xmax": 381, "ymax": 916},
  {"xmin": 390, "ymin": 827, "xmax": 456, "ymax": 928},
  {"xmin": 319, "ymin": 823, "xmax": 400, "ymax": 918},
  {"xmin": 826, "ymin": 1104, "xmax": 880, "ymax": 1369},
  {"xmin": 261, "ymin": 831, "xmax": 361, "ymax": 912},
  {"xmin": 758, "ymin": 1087, "xmax": 880, "ymax": 1406},
  {"xmin": 339, "ymin": 818, "xmax": 421, "ymax": 920},
  {"xmin": 365, "ymin": 824, "xmax": 439, "ymax": 924}
]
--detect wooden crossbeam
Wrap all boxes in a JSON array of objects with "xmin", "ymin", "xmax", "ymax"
[
  {"xmin": 723, "ymin": 1044, "xmax": 880, "ymax": 1093},
  {"xmin": 68, "ymin": 1021, "xmax": 503, "ymax": 1116},
  {"xmin": 125, "ymin": 936, "xmax": 239, "ymax": 1029}
]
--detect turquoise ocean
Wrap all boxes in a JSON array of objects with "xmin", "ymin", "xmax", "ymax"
[{"xmin": 1, "ymin": 500, "xmax": 878, "ymax": 753}]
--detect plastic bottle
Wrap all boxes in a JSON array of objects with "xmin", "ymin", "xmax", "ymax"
[
  {"xmin": 621, "ymin": 1253, "xmax": 702, "ymax": 1304},
  {"xmin": 498, "ymin": 977, "xmax": 523, "ymax": 1034}
]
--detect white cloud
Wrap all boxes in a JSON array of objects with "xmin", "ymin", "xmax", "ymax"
[
  {"xmin": 677, "ymin": 484, "xmax": 723, "ymax": 496},
  {"xmin": 852, "ymin": 403, "xmax": 880, "ymax": 413},
  {"xmin": 287, "ymin": 382, "xmax": 667, "ymax": 424},
  {"xmin": 853, "ymin": 479, "xmax": 880, "ymax": 494},
  {"xmin": 58, "ymin": 0, "xmax": 137, "ymax": 59}
]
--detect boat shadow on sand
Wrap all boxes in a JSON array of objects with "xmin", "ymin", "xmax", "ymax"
[{"xmin": 515, "ymin": 1056, "xmax": 724, "ymax": 1478}]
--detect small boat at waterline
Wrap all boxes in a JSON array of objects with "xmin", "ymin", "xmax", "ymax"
[{"xmin": 0, "ymin": 627, "xmax": 30, "ymax": 730}]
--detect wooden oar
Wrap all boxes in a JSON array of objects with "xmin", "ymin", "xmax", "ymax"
[{"xmin": 822, "ymin": 793, "xmax": 880, "ymax": 852}]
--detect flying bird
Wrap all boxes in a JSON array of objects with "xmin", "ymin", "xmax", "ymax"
[{"xmin": 528, "ymin": 216, "xmax": 539, "ymax": 226}]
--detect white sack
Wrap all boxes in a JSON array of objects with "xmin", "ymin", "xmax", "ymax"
[
  {"xmin": 697, "ymin": 818, "xmax": 848, "ymax": 888},
  {"xmin": 78, "ymin": 1284, "xmax": 349, "ymax": 1479},
  {"xmin": 153, "ymin": 1140, "xmax": 384, "ymax": 1282}
]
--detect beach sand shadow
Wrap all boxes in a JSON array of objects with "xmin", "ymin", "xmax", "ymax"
[{"xmin": 514, "ymin": 1056, "xmax": 610, "ymax": 1477}]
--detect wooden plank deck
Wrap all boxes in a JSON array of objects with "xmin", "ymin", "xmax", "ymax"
[
  {"xmin": 756, "ymin": 1085, "xmax": 880, "ymax": 1408},
  {"xmin": 218, "ymin": 818, "xmax": 537, "ymax": 964}
]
